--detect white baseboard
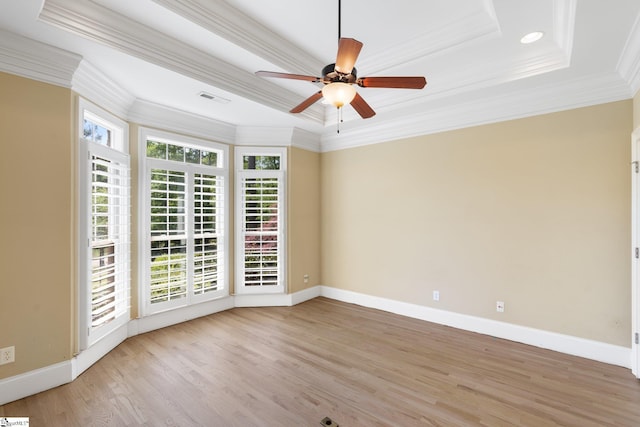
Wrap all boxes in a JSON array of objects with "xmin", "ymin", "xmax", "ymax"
[
  {"xmin": 1, "ymin": 285, "xmax": 630, "ymax": 406},
  {"xmin": 0, "ymin": 360, "xmax": 72, "ymax": 406},
  {"xmin": 234, "ymin": 286, "xmax": 321, "ymax": 307},
  {"xmin": 129, "ymin": 296, "xmax": 235, "ymax": 336},
  {"xmin": 319, "ymin": 286, "xmax": 631, "ymax": 368},
  {"xmin": 73, "ymin": 322, "xmax": 129, "ymax": 379}
]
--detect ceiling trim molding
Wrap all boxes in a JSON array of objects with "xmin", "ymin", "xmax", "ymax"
[
  {"xmin": 363, "ymin": 48, "xmax": 570, "ymax": 117},
  {"xmin": 72, "ymin": 60, "xmax": 135, "ymax": 120},
  {"xmin": 234, "ymin": 126, "xmax": 321, "ymax": 152},
  {"xmin": 151, "ymin": 0, "xmax": 324, "ymax": 77},
  {"xmin": 291, "ymin": 127, "xmax": 322, "ymax": 152},
  {"xmin": 358, "ymin": 6, "xmax": 501, "ymax": 75},
  {"xmin": 554, "ymin": 0, "xmax": 577, "ymax": 59},
  {"xmin": 39, "ymin": 0, "xmax": 324, "ymax": 123},
  {"xmin": 128, "ymin": 99, "xmax": 236, "ymax": 144},
  {"xmin": 320, "ymin": 72, "xmax": 631, "ymax": 153},
  {"xmin": 0, "ymin": 29, "xmax": 81, "ymax": 88},
  {"xmin": 235, "ymin": 126, "xmax": 296, "ymax": 147},
  {"xmin": 617, "ymin": 11, "xmax": 640, "ymax": 96}
]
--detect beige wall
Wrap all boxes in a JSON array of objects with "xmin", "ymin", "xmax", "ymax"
[
  {"xmin": 0, "ymin": 66, "xmax": 633, "ymax": 383},
  {"xmin": 0, "ymin": 72, "xmax": 74, "ymax": 378},
  {"xmin": 287, "ymin": 147, "xmax": 321, "ymax": 292},
  {"xmin": 321, "ymin": 100, "xmax": 632, "ymax": 346}
]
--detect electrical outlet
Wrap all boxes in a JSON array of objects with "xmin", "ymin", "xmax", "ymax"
[
  {"xmin": 496, "ymin": 301, "xmax": 505, "ymax": 313},
  {"xmin": 433, "ymin": 290, "xmax": 440, "ymax": 301},
  {"xmin": 303, "ymin": 274, "xmax": 309, "ymax": 284},
  {"xmin": 0, "ymin": 346, "xmax": 15, "ymax": 365}
]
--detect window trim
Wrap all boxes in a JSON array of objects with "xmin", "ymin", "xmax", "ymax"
[
  {"xmin": 234, "ymin": 146, "xmax": 287, "ymax": 295},
  {"xmin": 78, "ymin": 98, "xmax": 130, "ymax": 350},
  {"xmin": 138, "ymin": 127, "xmax": 229, "ymax": 316}
]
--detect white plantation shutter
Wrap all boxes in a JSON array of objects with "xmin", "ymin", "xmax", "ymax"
[
  {"xmin": 79, "ymin": 139, "xmax": 131, "ymax": 349},
  {"xmin": 241, "ymin": 176, "xmax": 281, "ymax": 288},
  {"xmin": 149, "ymin": 168, "xmax": 188, "ymax": 304},
  {"xmin": 193, "ymin": 173, "xmax": 224, "ymax": 295},
  {"xmin": 90, "ymin": 153, "xmax": 130, "ymax": 329},
  {"xmin": 235, "ymin": 147, "xmax": 286, "ymax": 294}
]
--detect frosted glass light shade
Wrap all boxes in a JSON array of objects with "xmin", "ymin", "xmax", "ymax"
[{"xmin": 322, "ymin": 82, "xmax": 357, "ymax": 108}]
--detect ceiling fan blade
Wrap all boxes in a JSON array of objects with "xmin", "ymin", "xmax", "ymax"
[
  {"xmin": 335, "ymin": 38, "xmax": 363, "ymax": 74},
  {"xmin": 350, "ymin": 92, "xmax": 376, "ymax": 119},
  {"xmin": 357, "ymin": 76, "xmax": 427, "ymax": 89},
  {"xmin": 256, "ymin": 70, "xmax": 321, "ymax": 82},
  {"xmin": 290, "ymin": 91, "xmax": 323, "ymax": 113}
]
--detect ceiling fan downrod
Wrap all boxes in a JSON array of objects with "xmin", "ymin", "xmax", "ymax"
[{"xmin": 338, "ymin": 0, "xmax": 342, "ymax": 40}]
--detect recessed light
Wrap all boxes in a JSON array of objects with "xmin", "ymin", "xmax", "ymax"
[{"xmin": 520, "ymin": 31, "xmax": 544, "ymax": 44}]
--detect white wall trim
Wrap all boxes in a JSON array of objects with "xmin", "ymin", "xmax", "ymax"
[
  {"xmin": 0, "ymin": 29, "xmax": 81, "ymax": 88},
  {"xmin": 129, "ymin": 296, "xmax": 236, "ymax": 336},
  {"xmin": 40, "ymin": 0, "xmax": 323, "ymax": 124},
  {"xmin": 319, "ymin": 286, "xmax": 631, "ymax": 368},
  {"xmin": 631, "ymin": 127, "xmax": 640, "ymax": 378},
  {"xmin": 128, "ymin": 99, "xmax": 236, "ymax": 145},
  {"xmin": 234, "ymin": 126, "xmax": 322, "ymax": 152},
  {"xmin": 1, "ymin": 285, "xmax": 628, "ymax": 405},
  {"xmin": 320, "ymin": 72, "xmax": 632, "ymax": 152},
  {"xmin": 72, "ymin": 60, "xmax": 135, "ymax": 120},
  {"xmin": 618, "ymin": 10, "xmax": 640, "ymax": 96},
  {"xmin": 233, "ymin": 286, "xmax": 321, "ymax": 307},
  {"xmin": 73, "ymin": 322, "xmax": 129, "ymax": 379},
  {"xmin": 0, "ymin": 360, "xmax": 73, "ymax": 406}
]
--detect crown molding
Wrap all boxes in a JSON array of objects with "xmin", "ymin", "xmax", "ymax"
[
  {"xmin": 151, "ymin": 0, "xmax": 324, "ymax": 77},
  {"xmin": 320, "ymin": 72, "xmax": 631, "ymax": 152},
  {"xmin": 291, "ymin": 127, "xmax": 322, "ymax": 152},
  {"xmin": 234, "ymin": 126, "xmax": 321, "ymax": 152},
  {"xmin": 0, "ymin": 29, "xmax": 81, "ymax": 87},
  {"xmin": 128, "ymin": 99, "xmax": 236, "ymax": 144},
  {"xmin": 39, "ymin": 0, "xmax": 324, "ymax": 123},
  {"xmin": 72, "ymin": 60, "xmax": 135, "ymax": 119},
  {"xmin": 235, "ymin": 126, "xmax": 296, "ymax": 147},
  {"xmin": 617, "ymin": 11, "xmax": 640, "ymax": 96}
]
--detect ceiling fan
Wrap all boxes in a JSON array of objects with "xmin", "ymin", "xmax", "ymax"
[{"xmin": 255, "ymin": 0, "xmax": 427, "ymax": 123}]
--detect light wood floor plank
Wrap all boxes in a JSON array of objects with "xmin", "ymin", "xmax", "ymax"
[{"xmin": 2, "ymin": 297, "xmax": 640, "ymax": 426}]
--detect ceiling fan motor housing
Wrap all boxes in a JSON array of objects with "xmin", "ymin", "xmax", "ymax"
[{"xmin": 322, "ymin": 63, "xmax": 357, "ymax": 84}]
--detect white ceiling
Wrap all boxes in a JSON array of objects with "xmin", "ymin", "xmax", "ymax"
[{"xmin": 1, "ymin": 0, "xmax": 639, "ymax": 150}]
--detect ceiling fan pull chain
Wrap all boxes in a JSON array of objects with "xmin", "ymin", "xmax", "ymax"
[{"xmin": 337, "ymin": 107, "xmax": 341, "ymax": 134}]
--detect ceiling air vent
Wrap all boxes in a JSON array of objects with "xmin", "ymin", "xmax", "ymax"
[{"xmin": 198, "ymin": 91, "xmax": 230, "ymax": 104}]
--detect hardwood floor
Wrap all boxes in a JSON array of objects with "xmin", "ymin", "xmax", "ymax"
[{"xmin": 2, "ymin": 297, "xmax": 640, "ymax": 426}]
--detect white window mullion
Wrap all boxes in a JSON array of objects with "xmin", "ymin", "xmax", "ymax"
[{"xmin": 186, "ymin": 171, "xmax": 194, "ymax": 305}]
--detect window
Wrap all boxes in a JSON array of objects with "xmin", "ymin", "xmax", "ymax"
[
  {"xmin": 140, "ymin": 129, "xmax": 228, "ymax": 315},
  {"xmin": 78, "ymin": 99, "xmax": 130, "ymax": 349},
  {"xmin": 235, "ymin": 147, "xmax": 286, "ymax": 294}
]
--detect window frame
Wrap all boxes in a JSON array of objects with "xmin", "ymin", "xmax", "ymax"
[
  {"xmin": 78, "ymin": 98, "xmax": 130, "ymax": 350},
  {"xmin": 139, "ymin": 128, "xmax": 229, "ymax": 316},
  {"xmin": 234, "ymin": 146, "xmax": 287, "ymax": 295}
]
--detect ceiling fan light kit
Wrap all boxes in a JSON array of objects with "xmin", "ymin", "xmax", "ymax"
[
  {"xmin": 322, "ymin": 83, "xmax": 356, "ymax": 108},
  {"xmin": 255, "ymin": 0, "xmax": 427, "ymax": 131}
]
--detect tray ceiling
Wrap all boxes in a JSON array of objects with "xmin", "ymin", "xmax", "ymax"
[{"xmin": 0, "ymin": 0, "xmax": 639, "ymax": 149}]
